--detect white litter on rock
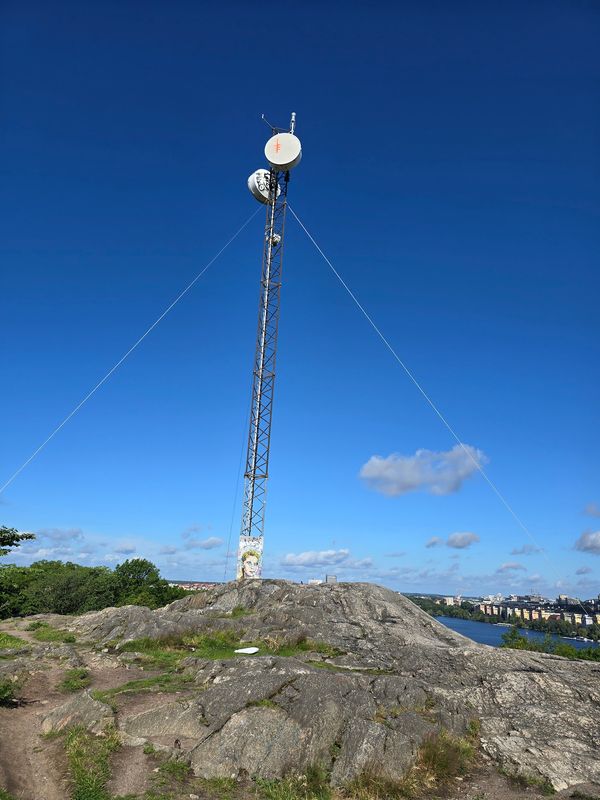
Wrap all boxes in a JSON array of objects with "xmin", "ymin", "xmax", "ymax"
[{"xmin": 234, "ymin": 647, "xmax": 259, "ymax": 655}]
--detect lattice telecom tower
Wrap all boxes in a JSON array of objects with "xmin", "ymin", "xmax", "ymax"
[{"xmin": 236, "ymin": 113, "xmax": 302, "ymax": 580}]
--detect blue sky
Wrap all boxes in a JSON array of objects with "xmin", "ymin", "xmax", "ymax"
[{"xmin": 1, "ymin": 1, "xmax": 599, "ymax": 597}]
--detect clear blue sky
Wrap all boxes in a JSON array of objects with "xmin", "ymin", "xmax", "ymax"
[{"xmin": 1, "ymin": 1, "xmax": 598, "ymax": 597}]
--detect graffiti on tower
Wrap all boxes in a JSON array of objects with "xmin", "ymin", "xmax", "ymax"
[{"xmin": 236, "ymin": 535, "xmax": 264, "ymax": 580}]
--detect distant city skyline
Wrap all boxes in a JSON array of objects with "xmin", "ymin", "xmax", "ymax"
[{"xmin": 1, "ymin": 2, "xmax": 598, "ymax": 597}]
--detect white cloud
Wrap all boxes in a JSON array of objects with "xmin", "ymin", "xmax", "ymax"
[
  {"xmin": 359, "ymin": 444, "xmax": 487, "ymax": 497},
  {"xmin": 576, "ymin": 565, "xmax": 592, "ymax": 575},
  {"xmin": 281, "ymin": 549, "xmax": 351, "ymax": 568},
  {"xmin": 425, "ymin": 536, "xmax": 444, "ymax": 548},
  {"xmin": 185, "ymin": 536, "xmax": 223, "ymax": 551},
  {"xmin": 182, "ymin": 524, "xmax": 212, "ymax": 539},
  {"xmin": 425, "ymin": 532, "xmax": 479, "ymax": 549},
  {"xmin": 447, "ymin": 532, "xmax": 479, "ymax": 549},
  {"xmin": 496, "ymin": 562, "xmax": 526, "ymax": 573},
  {"xmin": 37, "ymin": 527, "xmax": 83, "ymax": 542},
  {"xmin": 384, "ymin": 551, "xmax": 406, "ymax": 557},
  {"xmin": 159, "ymin": 546, "xmax": 178, "ymax": 555},
  {"xmin": 28, "ymin": 546, "xmax": 74, "ymax": 558},
  {"xmin": 584, "ymin": 503, "xmax": 600, "ymax": 518},
  {"xmin": 114, "ymin": 542, "xmax": 136, "ymax": 555},
  {"xmin": 574, "ymin": 531, "xmax": 600, "ymax": 555},
  {"xmin": 510, "ymin": 543, "xmax": 542, "ymax": 555}
]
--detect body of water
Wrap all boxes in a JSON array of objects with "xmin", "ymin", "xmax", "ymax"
[{"xmin": 437, "ymin": 616, "xmax": 600, "ymax": 650}]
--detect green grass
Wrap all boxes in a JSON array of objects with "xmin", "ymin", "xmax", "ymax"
[
  {"xmin": 64, "ymin": 724, "xmax": 121, "ymax": 800},
  {"xmin": 266, "ymin": 638, "xmax": 342, "ymax": 659},
  {"xmin": 25, "ymin": 620, "xmax": 47, "ymax": 631},
  {"xmin": 197, "ymin": 776, "xmax": 238, "ymax": 798},
  {"xmin": 32, "ymin": 622, "xmax": 76, "ymax": 643},
  {"xmin": 256, "ymin": 765, "xmax": 331, "ymax": 800},
  {"xmin": 247, "ymin": 698, "xmax": 279, "ymax": 709},
  {"xmin": 118, "ymin": 637, "xmax": 187, "ymax": 669},
  {"xmin": 115, "ymin": 630, "xmax": 343, "ymax": 670},
  {"xmin": 0, "ymin": 789, "xmax": 18, "ymax": 800},
  {"xmin": 183, "ymin": 630, "xmax": 242, "ymax": 659},
  {"xmin": 60, "ymin": 668, "xmax": 92, "ymax": 693},
  {"xmin": 157, "ymin": 759, "xmax": 191, "ymax": 783},
  {"xmin": 0, "ymin": 632, "xmax": 25, "ymax": 649},
  {"xmin": 229, "ymin": 605, "xmax": 253, "ymax": 618},
  {"xmin": 91, "ymin": 672, "xmax": 195, "ymax": 702},
  {"xmin": 347, "ymin": 728, "xmax": 477, "ymax": 799},
  {"xmin": 500, "ymin": 768, "xmax": 555, "ymax": 795}
]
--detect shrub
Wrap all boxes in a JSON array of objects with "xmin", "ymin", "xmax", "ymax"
[{"xmin": 0, "ymin": 677, "xmax": 17, "ymax": 706}]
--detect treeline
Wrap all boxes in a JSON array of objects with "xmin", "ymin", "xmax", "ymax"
[
  {"xmin": 0, "ymin": 558, "xmax": 188, "ymax": 619},
  {"xmin": 500, "ymin": 626, "xmax": 600, "ymax": 662},
  {"xmin": 409, "ymin": 595, "xmax": 600, "ymax": 641}
]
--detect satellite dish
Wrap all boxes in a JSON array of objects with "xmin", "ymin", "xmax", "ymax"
[
  {"xmin": 247, "ymin": 169, "xmax": 281, "ymax": 204},
  {"xmin": 264, "ymin": 132, "xmax": 302, "ymax": 171}
]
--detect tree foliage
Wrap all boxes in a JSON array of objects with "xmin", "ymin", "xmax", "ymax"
[
  {"xmin": 0, "ymin": 526, "xmax": 35, "ymax": 557},
  {"xmin": 0, "ymin": 557, "xmax": 187, "ymax": 619},
  {"xmin": 501, "ymin": 625, "xmax": 600, "ymax": 662}
]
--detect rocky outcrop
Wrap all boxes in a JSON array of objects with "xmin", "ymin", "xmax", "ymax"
[
  {"xmin": 41, "ymin": 691, "xmax": 114, "ymax": 735},
  {"xmin": 37, "ymin": 581, "xmax": 600, "ymax": 790}
]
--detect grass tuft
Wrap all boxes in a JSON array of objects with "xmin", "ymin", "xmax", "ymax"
[
  {"xmin": 346, "ymin": 728, "xmax": 477, "ymax": 799},
  {"xmin": 197, "ymin": 776, "xmax": 238, "ymax": 798},
  {"xmin": 229, "ymin": 605, "xmax": 253, "ymax": 618},
  {"xmin": 247, "ymin": 698, "xmax": 279, "ymax": 709},
  {"xmin": 256, "ymin": 765, "xmax": 332, "ymax": 800},
  {"xmin": 64, "ymin": 724, "xmax": 121, "ymax": 800},
  {"xmin": 60, "ymin": 668, "xmax": 92, "ymax": 693},
  {"xmin": 157, "ymin": 759, "xmax": 191, "ymax": 783},
  {"xmin": 92, "ymin": 672, "xmax": 194, "ymax": 702},
  {"xmin": 116, "ymin": 630, "xmax": 344, "ymax": 670},
  {"xmin": 500, "ymin": 767, "xmax": 555, "ymax": 795},
  {"xmin": 0, "ymin": 632, "xmax": 25, "ymax": 649},
  {"xmin": 32, "ymin": 623, "xmax": 76, "ymax": 643}
]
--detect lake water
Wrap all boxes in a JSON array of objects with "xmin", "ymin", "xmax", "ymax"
[{"xmin": 437, "ymin": 616, "xmax": 599, "ymax": 650}]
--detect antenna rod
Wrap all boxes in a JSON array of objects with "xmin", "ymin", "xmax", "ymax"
[{"xmin": 290, "ymin": 112, "xmax": 296, "ymax": 134}]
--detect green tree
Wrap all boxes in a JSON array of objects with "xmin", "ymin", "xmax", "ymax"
[
  {"xmin": 0, "ymin": 526, "xmax": 35, "ymax": 557},
  {"xmin": 500, "ymin": 626, "xmax": 530, "ymax": 650},
  {"xmin": 113, "ymin": 558, "xmax": 185, "ymax": 608}
]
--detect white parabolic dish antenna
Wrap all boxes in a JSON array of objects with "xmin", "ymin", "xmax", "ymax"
[
  {"xmin": 265, "ymin": 132, "xmax": 302, "ymax": 171},
  {"xmin": 247, "ymin": 169, "xmax": 281, "ymax": 204}
]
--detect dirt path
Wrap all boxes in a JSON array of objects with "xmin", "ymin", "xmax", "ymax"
[
  {"xmin": 0, "ymin": 666, "xmax": 69, "ymax": 800},
  {"xmin": 0, "ymin": 627, "xmax": 152, "ymax": 800}
]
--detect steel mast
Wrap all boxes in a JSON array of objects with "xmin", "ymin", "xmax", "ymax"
[{"xmin": 236, "ymin": 114, "xmax": 301, "ymax": 580}]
